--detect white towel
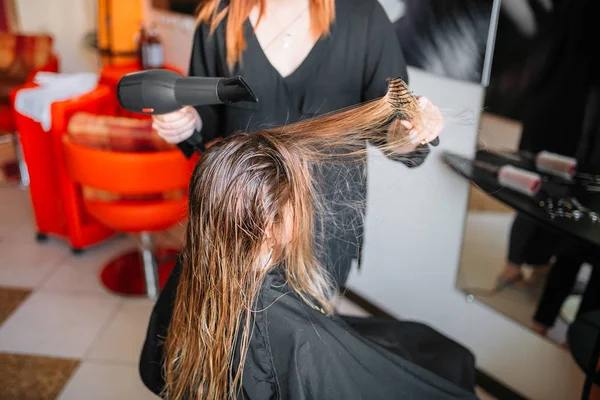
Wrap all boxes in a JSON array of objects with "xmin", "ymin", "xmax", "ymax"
[{"xmin": 14, "ymin": 72, "xmax": 99, "ymax": 131}]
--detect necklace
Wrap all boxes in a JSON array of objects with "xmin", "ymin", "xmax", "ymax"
[
  {"xmin": 281, "ymin": 33, "xmax": 293, "ymax": 49},
  {"xmin": 261, "ymin": 7, "xmax": 309, "ymax": 50}
]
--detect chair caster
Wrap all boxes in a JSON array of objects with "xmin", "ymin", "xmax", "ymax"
[
  {"xmin": 35, "ymin": 233, "xmax": 49, "ymax": 243},
  {"xmin": 71, "ymin": 247, "xmax": 84, "ymax": 255}
]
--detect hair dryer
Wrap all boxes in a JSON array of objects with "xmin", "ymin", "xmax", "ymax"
[{"xmin": 116, "ymin": 69, "xmax": 258, "ymax": 149}]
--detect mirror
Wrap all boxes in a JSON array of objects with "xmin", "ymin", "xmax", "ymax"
[
  {"xmin": 385, "ymin": 0, "xmax": 500, "ymax": 85},
  {"xmin": 457, "ymin": 0, "xmax": 598, "ymax": 347}
]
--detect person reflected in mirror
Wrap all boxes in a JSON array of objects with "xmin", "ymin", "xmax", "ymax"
[
  {"xmin": 532, "ymin": 73, "xmax": 600, "ymax": 338},
  {"xmin": 496, "ymin": 0, "xmax": 599, "ymax": 296},
  {"xmin": 497, "ymin": 215, "xmax": 556, "ymax": 293}
]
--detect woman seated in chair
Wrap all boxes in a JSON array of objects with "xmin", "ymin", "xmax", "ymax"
[{"xmin": 140, "ymin": 79, "xmax": 477, "ymax": 399}]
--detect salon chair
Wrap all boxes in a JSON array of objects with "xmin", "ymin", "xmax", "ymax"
[
  {"xmin": 11, "ymin": 84, "xmax": 116, "ymax": 251},
  {"xmin": 62, "ymin": 130, "xmax": 195, "ymax": 298}
]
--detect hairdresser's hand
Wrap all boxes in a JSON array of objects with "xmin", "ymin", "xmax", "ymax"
[
  {"xmin": 399, "ymin": 97, "xmax": 444, "ymax": 147},
  {"xmin": 152, "ymin": 106, "xmax": 202, "ymax": 144}
]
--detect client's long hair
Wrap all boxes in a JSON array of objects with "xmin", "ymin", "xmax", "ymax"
[{"xmin": 164, "ymin": 78, "xmax": 422, "ymax": 400}]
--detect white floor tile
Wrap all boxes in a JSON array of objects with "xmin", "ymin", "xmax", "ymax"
[
  {"xmin": 0, "ymin": 240, "xmax": 68, "ymax": 288},
  {"xmin": 41, "ymin": 236, "xmax": 137, "ymax": 295},
  {"xmin": 0, "ymin": 291, "xmax": 121, "ymax": 358},
  {"xmin": 1, "ymin": 219, "xmax": 37, "ymax": 244},
  {"xmin": 87, "ymin": 298, "xmax": 155, "ymax": 364},
  {"xmin": 0, "ymin": 188, "xmax": 33, "ymax": 234},
  {"xmin": 58, "ymin": 361, "xmax": 159, "ymax": 400},
  {"xmin": 0, "ymin": 212, "xmax": 35, "ymax": 242},
  {"xmin": 0, "ymin": 187, "xmax": 32, "ymax": 215}
]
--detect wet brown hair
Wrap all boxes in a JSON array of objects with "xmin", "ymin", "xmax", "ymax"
[{"xmin": 164, "ymin": 78, "xmax": 422, "ymax": 400}]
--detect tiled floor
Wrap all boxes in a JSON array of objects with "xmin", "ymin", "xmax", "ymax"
[
  {"xmin": 0, "ymin": 186, "xmax": 381, "ymax": 400},
  {"xmin": 0, "ymin": 187, "xmax": 162, "ymax": 399}
]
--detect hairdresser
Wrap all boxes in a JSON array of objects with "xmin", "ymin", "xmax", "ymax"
[
  {"xmin": 153, "ymin": 0, "xmax": 441, "ymax": 287},
  {"xmin": 142, "ymin": 0, "xmax": 443, "ymax": 394}
]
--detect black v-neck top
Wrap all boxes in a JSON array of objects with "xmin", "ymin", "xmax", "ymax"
[
  {"xmin": 177, "ymin": 0, "xmax": 427, "ymax": 160},
  {"xmin": 175, "ymin": 0, "xmax": 431, "ymax": 287}
]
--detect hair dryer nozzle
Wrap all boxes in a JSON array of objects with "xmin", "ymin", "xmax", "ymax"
[{"xmin": 217, "ymin": 77, "xmax": 258, "ymax": 104}]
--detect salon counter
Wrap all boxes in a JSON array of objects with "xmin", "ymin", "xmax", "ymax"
[{"xmin": 443, "ymin": 150, "xmax": 600, "ymax": 251}]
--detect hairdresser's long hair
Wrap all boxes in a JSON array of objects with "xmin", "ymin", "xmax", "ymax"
[
  {"xmin": 163, "ymin": 78, "xmax": 422, "ymax": 400},
  {"xmin": 196, "ymin": 0, "xmax": 335, "ymax": 69}
]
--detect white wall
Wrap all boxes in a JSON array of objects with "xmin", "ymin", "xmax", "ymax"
[
  {"xmin": 349, "ymin": 67, "xmax": 584, "ymax": 400},
  {"xmin": 15, "ymin": 0, "xmax": 99, "ymax": 73}
]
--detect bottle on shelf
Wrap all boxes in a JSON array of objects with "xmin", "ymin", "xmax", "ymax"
[
  {"xmin": 134, "ymin": 22, "xmax": 148, "ymax": 68},
  {"xmin": 144, "ymin": 23, "xmax": 165, "ymax": 69}
]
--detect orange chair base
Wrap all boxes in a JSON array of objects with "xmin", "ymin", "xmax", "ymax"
[{"xmin": 100, "ymin": 248, "xmax": 179, "ymax": 296}]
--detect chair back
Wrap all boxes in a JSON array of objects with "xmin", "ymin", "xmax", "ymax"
[{"xmin": 63, "ymin": 135, "xmax": 193, "ymax": 195}]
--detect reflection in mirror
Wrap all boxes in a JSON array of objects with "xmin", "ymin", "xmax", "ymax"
[{"xmin": 457, "ymin": 0, "xmax": 600, "ymax": 348}]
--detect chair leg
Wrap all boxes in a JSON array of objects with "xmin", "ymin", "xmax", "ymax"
[
  {"xmin": 140, "ymin": 232, "xmax": 159, "ymax": 300},
  {"xmin": 12, "ymin": 133, "xmax": 29, "ymax": 188}
]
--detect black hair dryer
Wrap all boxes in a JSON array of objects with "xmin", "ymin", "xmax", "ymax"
[
  {"xmin": 117, "ymin": 69, "xmax": 258, "ymax": 115},
  {"xmin": 116, "ymin": 69, "xmax": 258, "ymax": 148}
]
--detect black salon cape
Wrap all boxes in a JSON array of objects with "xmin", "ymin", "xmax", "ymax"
[{"xmin": 141, "ymin": 266, "xmax": 477, "ymax": 399}]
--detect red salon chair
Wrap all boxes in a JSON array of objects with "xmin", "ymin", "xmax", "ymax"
[
  {"xmin": 10, "ymin": 84, "xmax": 116, "ymax": 251},
  {"xmin": 62, "ymin": 131, "xmax": 195, "ymax": 298}
]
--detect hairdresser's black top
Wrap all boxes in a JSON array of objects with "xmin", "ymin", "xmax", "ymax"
[
  {"xmin": 176, "ymin": 0, "xmax": 430, "ymax": 286},
  {"xmin": 178, "ymin": 0, "xmax": 428, "ymax": 163}
]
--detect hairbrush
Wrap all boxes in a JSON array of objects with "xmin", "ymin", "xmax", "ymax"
[{"xmin": 387, "ymin": 77, "xmax": 439, "ymax": 147}]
